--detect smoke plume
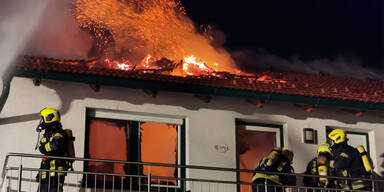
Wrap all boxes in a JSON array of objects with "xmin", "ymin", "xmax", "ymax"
[
  {"xmin": 0, "ymin": 0, "xmax": 48, "ymax": 79},
  {"xmin": 232, "ymin": 50, "xmax": 384, "ymax": 80},
  {"xmin": 23, "ymin": 0, "xmax": 92, "ymax": 59}
]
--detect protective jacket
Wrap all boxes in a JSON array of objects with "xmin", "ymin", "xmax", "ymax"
[
  {"xmin": 38, "ymin": 122, "xmax": 67, "ymax": 180},
  {"xmin": 329, "ymin": 141, "xmax": 371, "ymax": 190},
  {"xmin": 252, "ymin": 151, "xmax": 296, "ymax": 186},
  {"xmin": 303, "ymin": 157, "xmax": 336, "ymax": 190}
]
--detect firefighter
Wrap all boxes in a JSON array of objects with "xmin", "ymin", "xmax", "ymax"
[
  {"xmin": 303, "ymin": 143, "xmax": 336, "ymax": 192},
  {"xmin": 252, "ymin": 147, "xmax": 296, "ymax": 192},
  {"xmin": 326, "ymin": 129, "xmax": 372, "ymax": 191},
  {"xmin": 36, "ymin": 107, "xmax": 67, "ymax": 192}
]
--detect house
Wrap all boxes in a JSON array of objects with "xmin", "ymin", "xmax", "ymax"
[{"xmin": 0, "ymin": 56, "xmax": 383, "ymax": 191}]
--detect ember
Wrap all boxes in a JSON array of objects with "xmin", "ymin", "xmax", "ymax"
[
  {"xmin": 182, "ymin": 55, "xmax": 214, "ymax": 76},
  {"xmin": 74, "ymin": 0, "xmax": 237, "ymax": 76}
]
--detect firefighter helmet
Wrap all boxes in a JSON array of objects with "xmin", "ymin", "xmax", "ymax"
[
  {"xmin": 328, "ymin": 129, "xmax": 346, "ymax": 144},
  {"xmin": 317, "ymin": 143, "xmax": 332, "ymax": 156},
  {"xmin": 40, "ymin": 107, "xmax": 60, "ymax": 124},
  {"xmin": 282, "ymin": 147, "xmax": 294, "ymax": 162}
]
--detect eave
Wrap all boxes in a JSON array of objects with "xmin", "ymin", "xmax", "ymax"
[{"xmin": 8, "ymin": 69, "xmax": 384, "ymax": 112}]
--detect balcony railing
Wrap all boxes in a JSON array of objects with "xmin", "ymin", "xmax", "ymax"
[{"xmin": 1, "ymin": 153, "xmax": 383, "ymax": 192}]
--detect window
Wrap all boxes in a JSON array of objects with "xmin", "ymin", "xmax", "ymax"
[
  {"xmin": 236, "ymin": 121, "xmax": 283, "ymax": 192},
  {"xmin": 84, "ymin": 109, "xmax": 185, "ymax": 190}
]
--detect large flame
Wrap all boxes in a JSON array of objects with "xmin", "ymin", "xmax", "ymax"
[{"xmin": 74, "ymin": 0, "xmax": 237, "ymax": 75}]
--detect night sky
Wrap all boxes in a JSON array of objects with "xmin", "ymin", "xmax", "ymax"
[{"xmin": 182, "ymin": 0, "xmax": 383, "ymax": 73}]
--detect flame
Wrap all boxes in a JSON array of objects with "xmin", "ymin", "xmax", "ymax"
[
  {"xmin": 74, "ymin": 0, "xmax": 236, "ymax": 73},
  {"xmin": 105, "ymin": 58, "xmax": 134, "ymax": 71},
  {"xmin": 182, "ymin": 55, "xmax": 214, "ymax": 76},
  {"xmin": 71, "ymin": 0, "xmax": 289, "ymax": 84}
]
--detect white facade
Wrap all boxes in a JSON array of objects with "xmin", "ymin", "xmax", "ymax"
[{"xmin": 0, "ymin": 77, "xmax": 383, "ymax": 183}]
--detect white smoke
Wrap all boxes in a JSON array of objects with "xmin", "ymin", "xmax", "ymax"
[
  {"xmin": 23, "ymin": 0, "xmax": 92, "ymax": 59},
  {"xmin": 0, "ymin": 0, "xmax": 49, "ymax": 79},
  {"xmin": 232, "ymin": 50, "xmax": 384, "ymax": 80}
]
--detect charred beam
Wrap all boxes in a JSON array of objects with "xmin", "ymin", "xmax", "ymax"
[
  {"xmin": 143, "ymin": 90, "xmax": 158, "ymax": 98},
  {"xmin": 195, "ymin": 95, "xmax": 212, "ymax": 103},
  {"xmin": 89, "ymin": 84, "xmax": 100, "ymax": 92},
  {"xmin": 33, "ymin": 79, "xmax": 41, "ymax": 86},
  {"xmin": 341, "ymin": 109, "xmax": 365, "ymax": 117},
  {"xmin": 294, "ymin": 104, "xmax": 315, "ymax": 112},
  {"xmin": 246, "ymin": 99, "xmax": 264, "ymax": 108}
]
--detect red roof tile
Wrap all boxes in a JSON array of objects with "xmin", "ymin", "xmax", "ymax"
[{"xmin": 15, "ymin": 56, "xmax": 384, "ymax": 104}]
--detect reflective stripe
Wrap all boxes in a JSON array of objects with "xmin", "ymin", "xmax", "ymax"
[
  {"xmin": 50, "ymin": 160, "xmax": 56, "ymax": 177},
  {"xmin": 53, "ymin": 133, "xmax": 63, "ymax": 138},
  {"xmin": 351, "ymin": 180, "xmax": 367, "ymax": 190},
  {"xmin": 252, "ymin": 173, "xmax": 282, "ymax": 185},
  {"xmin": 41, "ymin": 138, "xmax": 47, "ymax": 143},
  {"xmin": 58, "ymin": 166, "xmax": 65, "ymax": 176},
  {"xmin": 45, "ymin": 143, "xmax": 52, "ymax": 152},
  {"xmin": 41, "ymin": 171, "xmax": 47, "ymax": 179}
]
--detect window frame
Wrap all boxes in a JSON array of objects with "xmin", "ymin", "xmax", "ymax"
[
  {"xmin": 235, "ymin": 120, "xmax": 284, "ymax": 192},
  {"xmin": 84, "ymin": 108, "xmax": 186, "ymax": 190}
]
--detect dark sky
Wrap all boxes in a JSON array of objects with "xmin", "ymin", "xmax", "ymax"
[{"xmin": 182, "ymin": 0, "xmax": 383, "ymax": 72}]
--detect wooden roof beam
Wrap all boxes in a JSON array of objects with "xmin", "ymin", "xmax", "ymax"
[
  {"xmin": 246, "ymin": 99, "xmax": 264, "ymax": 108},
  {"xmin": 341, "ymin": 109, "xmax": 365, "ymax": 117},
  {"xmin": 33, "ymin": 79, "xmax": 41, "ymax": 86},
  {"xmin": 294, "ymin": 104, "xmax": 315, "ymax": 112},
  {"xmin": 89, "ymin": 84, "xmax": 100, "ymax": 92},
  {"xmin": 195, "ymin": 95, "xmax": 212, "ymax": 103},
  {"xmin": 143, "ymin": 90, "xmax": 158, "ymax": 98}
]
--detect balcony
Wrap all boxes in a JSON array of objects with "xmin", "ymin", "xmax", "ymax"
[{"xmin": 1, "ymin": 153, "xmax": 382, "ymax": 192}]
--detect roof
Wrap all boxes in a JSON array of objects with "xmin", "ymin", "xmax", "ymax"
[{"xmin": 11, "ymin": 56, "xmax": 384, "ymax": 111}]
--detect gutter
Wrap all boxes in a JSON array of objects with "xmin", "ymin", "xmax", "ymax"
[
  {"xmin": 0, "ymin": 75, "xmax": 12, "ymax": 113},
  {"xmin": 13, "ymin": 69, "xmax": 384, "ymax": 111}
]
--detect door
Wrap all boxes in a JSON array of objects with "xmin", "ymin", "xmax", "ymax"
[{"xmin": 236, "ymin": 121, "xmax": 283, "ymax": 192}]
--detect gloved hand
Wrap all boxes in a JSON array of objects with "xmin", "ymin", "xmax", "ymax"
[
  {"xmin": 40, "ymin": 137, "xmax": 48, "ymax": 145},
  {"xmin": 39, "ymin": 138, "xmax": 48, "ymax": 154}
]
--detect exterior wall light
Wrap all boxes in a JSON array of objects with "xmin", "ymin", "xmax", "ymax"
[{"xmin": 303, "ymin": 128, "xmax": 317, "ymax": 144}]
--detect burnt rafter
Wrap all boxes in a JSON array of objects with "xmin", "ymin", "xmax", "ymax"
[
  {"xmin": 33, "ymin": 79, "xmax": 41, "ymax": 86},
  {"xmin": 143, "ymin": 90, "xmax": 158, "ymax": 98},
  {"xmin": 246, "ymin": 99, "xmax": 264, "ymax": 108},
  {"xmin": 294, "ymin": 104, "xmax": 316, "ymax": 112},
  {"xmin": 341, "ymin": 108, "xmax": 365, "ymax": 117},
  {"xmin": 89, "ymin": 84, "xmax": 100, "ymax": 92},
  {"xmin": 195, "ymin": 95, "xmax": 212, "ymax": 103}
]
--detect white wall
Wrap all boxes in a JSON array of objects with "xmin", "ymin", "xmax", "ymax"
[{"xmin": 1, "ymin": 77, "xmax": 383, "ymax": 184}]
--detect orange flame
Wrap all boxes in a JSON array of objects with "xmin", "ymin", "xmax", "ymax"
[
  {"xmin": 74, "ymin": 0, "xmax": 237, "ymax": 74},
  {"xmin": 182, "ymin": 55, "xmax": 214, "ymax": 76}
]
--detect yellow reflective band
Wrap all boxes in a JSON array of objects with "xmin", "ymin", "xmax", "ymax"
[
  {"xmin": 329, "ymin": 160, "xmax": 335, "ymax": 168},
  {"xmin": 58, "ymin": 166, "xmax": 65, "ymax": 176},
  {"xmin": 252, "ymin": 173, "xmax": 282, "ymax": 185},
  {"xmin": 53, "ymin": 133, "xmax": 63, "ymax": 138},
  {"xmin": 45, "ymin": 143, "xmax": 52, "ymax": 152},
  {"xmin": 41, "ymin": 172, "xmax": 47, "ymax": 179},
  {"xmin": 41, "ymin": 138, "xmax": 47, "ymax": 143},
  {"xmin": 50, "ymin": 160, "xmax": 56, "ymax": 177}
]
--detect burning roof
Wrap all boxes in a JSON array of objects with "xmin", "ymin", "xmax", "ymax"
[{"xmin": 15, "ymin": 56, "xmax": 384, "ymax": 110}]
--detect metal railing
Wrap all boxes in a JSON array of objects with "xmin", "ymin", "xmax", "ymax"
[{"xmin": 1, "ymin": 153, "xmax": 383, "ymax": 192}]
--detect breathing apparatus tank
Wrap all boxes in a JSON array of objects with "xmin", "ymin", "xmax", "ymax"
[
  {"xmin": 356, "ymin": 145, "xmax": 373, "ymax": 173},
  {"xmin": 317, "ymin": 165, "xmax": 328, "ymax": 187},
  {"xmin": 266, "ymin": 147, "xmax": 281, "ymax": 166},
  {"xmin": 64, "ymin": 129, "xmax": 76, "ymax": 170}
]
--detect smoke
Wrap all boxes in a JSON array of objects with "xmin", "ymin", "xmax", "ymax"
[
  {"xmin": 232, "ymin": 50, "xmax": 384, "ymax": 80},
  {"xmin": 74, "ymin": 0, "xmax": 236, "ymax": 71},
  {"xmin": 0, "ymin": 0, "xmax": 48, "ymax": 79},
  {"xmin": 23, "ymin": 0, "xmax": 92, "ymax": 59}
]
